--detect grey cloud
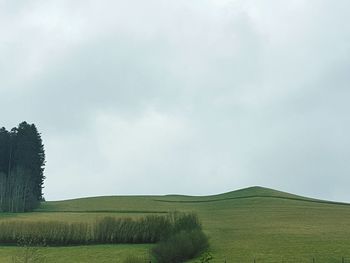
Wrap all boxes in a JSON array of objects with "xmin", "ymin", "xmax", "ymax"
[{"xmin": 1, "ymin": 0, "xmax": 350, "ymax": 201}]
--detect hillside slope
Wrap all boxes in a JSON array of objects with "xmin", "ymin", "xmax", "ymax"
[
  {"xmin": 1, "ymin": 186, "xmax": 350, "ymax": 263},
  {"xmin": 37, "ymin": 186, "xmax": 348, "ymax": 212}
]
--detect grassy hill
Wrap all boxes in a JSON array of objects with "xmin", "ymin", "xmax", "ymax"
[{"xmin": 1, "ymin": 186, "xmax": 350, "ymax": 262}]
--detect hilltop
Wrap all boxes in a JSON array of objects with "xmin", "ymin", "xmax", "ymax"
[{"xmin": 37, "ymin": 186, "xmax": 347, "ymax": 212}]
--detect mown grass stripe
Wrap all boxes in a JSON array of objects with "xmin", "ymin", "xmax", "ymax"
[
  {"xmin": 33, "ymin": 210, "xmax": 168, "ymax": 214},
  {"xmin": 153, "ymin": 195, "xmax": 350, "ymax": 207}
]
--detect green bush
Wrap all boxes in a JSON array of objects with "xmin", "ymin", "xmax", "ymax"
[{"xmin": 152, "ymin": 229, "xmax": 209, "ymax": 263}]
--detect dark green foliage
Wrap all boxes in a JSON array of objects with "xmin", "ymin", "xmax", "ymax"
[
  {"xmin": 152, "ymin": 229, "xmax": 209, "ymax": 263},
  {"xmin": 152, "ymin": 212, "xmax": 209, "ymax": 263},
  {"xmin": 0, "ymin": 127, "xmax": 11, "ymax": 175},
  {"xmin": 0, "ymin": 122, "xmax": 45, "ymax": 212}
]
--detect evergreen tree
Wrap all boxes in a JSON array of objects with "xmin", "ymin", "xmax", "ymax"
[
  {"xmin": 0, "ymin": 127, "xmax": 10, "ymax": 174},
  {"xmin": 0, "ymin": 127, "xmax": 10, "ymax": 211},
  {"xmin": 0, "ymin": 122, "xmax": 45, "ymax": 212}
]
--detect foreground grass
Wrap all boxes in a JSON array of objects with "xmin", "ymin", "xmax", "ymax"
[
  {"xmin": 0, "ymin": 245, "xmax": 152, "ymax": 263},
  {"xmin": 1, "ymin": 187, "xmax": 350, "ymax": 262}
]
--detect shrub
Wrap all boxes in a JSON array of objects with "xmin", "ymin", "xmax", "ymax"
[{"xmin": 152, "ymin": 229, "xmax": 209, "ymax": 263}]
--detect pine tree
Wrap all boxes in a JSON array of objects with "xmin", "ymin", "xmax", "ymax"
[
  {"xmin": 0, "ymin": 122, "xmax": 45, "ymax": 212},
  {"xmin": 0, "ymin": 127, "xmax": 10, "ymax": 175},
  {"xmin": 0, "ymin": 127, "xmax": 10, "ymax": 211}
]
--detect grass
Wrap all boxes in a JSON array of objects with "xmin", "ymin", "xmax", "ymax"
[
  {"xmin": 1, "ymin": 186, "xmax": 350, "ymax": 262},
  {"xmin": 0, "ymin": 245, "xmax": 152, "ymax": 263}
]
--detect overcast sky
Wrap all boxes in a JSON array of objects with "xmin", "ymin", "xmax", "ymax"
[{"xmin": 1, "ymin": 0, "xmax": 350, "ymax": 201}]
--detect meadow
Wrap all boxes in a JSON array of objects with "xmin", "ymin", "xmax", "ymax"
[{"xmin": 1, "ymin": 186, "xmax": 350, "ymax": 262}]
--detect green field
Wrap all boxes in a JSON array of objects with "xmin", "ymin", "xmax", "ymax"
[{"xmin": 1, "ymin": 186, "xmax": 350, "ymax": 262}]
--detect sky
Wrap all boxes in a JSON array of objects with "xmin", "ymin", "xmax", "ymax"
[{"xmin": 1, "ymin": 0, "xmax": 350, "ymax": 201}]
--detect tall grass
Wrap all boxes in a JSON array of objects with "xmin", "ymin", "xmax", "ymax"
[
  {"xmin": 0, "ymin": 221, "xmax": 90, "ymax": 245},
  {"xmin": 0, "ymin": 212, "xmax": 202, "ymax": 246},
  {"xmin": 93, "ymin": 215, "xmax": 172, "ymax": 243}
]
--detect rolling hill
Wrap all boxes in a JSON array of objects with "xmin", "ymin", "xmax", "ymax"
[{"xmin": 1, "ymin": 186, "xmax": 350, "ymax": 262}]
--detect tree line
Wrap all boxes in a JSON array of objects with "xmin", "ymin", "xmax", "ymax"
[{"xmin": 0, "ymin": 122, "xmax": 45, "ymax": 212}]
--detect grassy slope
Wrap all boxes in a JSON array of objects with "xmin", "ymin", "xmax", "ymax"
[{"xmin": 1, "ymin": 186, "xmax": 350, "ymax": 262}]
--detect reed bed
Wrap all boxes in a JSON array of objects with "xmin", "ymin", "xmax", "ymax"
[{"xmin": 0, "ymin": 212, "xmax": 201, "ymax": 246}]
